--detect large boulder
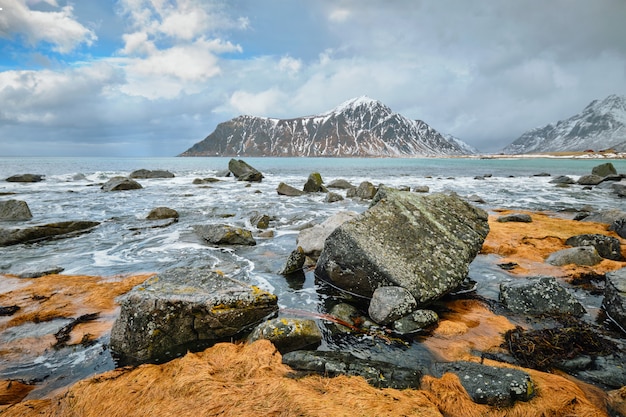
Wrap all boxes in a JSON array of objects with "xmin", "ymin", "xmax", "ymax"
[
  {"xmin": 0, "ymin": 221, "xmax": 100, "ymax": 246},
  {"xmin": 130, "ymin": 169, "xmax": 175, "ymax": 179},
  {"xmin": 315, "ymin": 191, "xmax": 489, "ymax": 305},
  {"xmin": 5, "ymin": 174, "xmax": 44, "ymax": 183},
  {"xmin": 110, "ymin": 267, "xmax": 278, "ymax": 365},
  {"xmin": 545, "ymin": 246, "xmax": 603, "ymax": 266},
  {"xmin": 302, "ymin": 172, "xmax": 326, "ymax": 193},
  {"xmin": 500, "ymin": 276, "xmax": 586, "ymax": 317},
  {"xmin": 277, "ymin": 182, "xmax": 305, "ymax": 196},
  {"xmin": 591, "ymin": 162, "xmax": 617, "ymax": 178},
  {"xmin": 228, "ymin": 159, "xmax": 263, "ymax": 182},
  {"xmin": 193, "ymin": 224, "xmax": 256, "ymax": 246},
  {"xmin": 296, "ymin": 211, "xmax": 359, "ymax": 258},
  {"xmin": 565, "ymin": 234, "xmax": 622, "ymax": 261},
  {"xmin": 101, "ymin": 176, "xmax": 143, "ymax": 191},
  {"xmin": 0, "ymin": 200, "xmax": 33, "ymax": 221},
  {"xmin": 577, "ymin": 174, "xmax": 605, "ymax": 186},
  {"xmin": 603, "ymin": 268, "xmax": 626, "ymax": 331}
]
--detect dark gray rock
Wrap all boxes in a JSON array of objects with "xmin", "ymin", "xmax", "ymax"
[
  {"xmin": 591, "ymin": 162, "xmax": 617, "ymax": 177},
  {"xmin": 610, "ymin": 218, "xmax": 626, "ymax": 239},
  {"xmin": 324, "ymin": 192, "xmax": 343, "ymax": 203},
  {"xmin": 193, "ymin": 177, "xmax": 221, "ymax": 184},
  {"xmin": 368, "ymin": 286, "xmax": 417, "ymax": 325},
  {"xmin": 15, "ymin": 266, "xmax": 64, "ymax": 278},
  {"xmin": 247, "ymin": 318, "xmax": 322, "ymax": 353},
  {"xmin": 193, "ymin": 224, "xmax": 256, "ymax": 246},
  {"xmin": 130, "ymin": 169, "xmax": 175, "ymax": 179},
  {"xmin": 110, "ymin": 267, "xmax": 278, "ymax": 365},
  {"xmin": 546, "ymin": 246, "xmax": 603, "ymax": 266},
  {"xmin": 549, "ymin": 175, "xmax": 575, "ymax": 184},
  {"xmin": 565, "ymin": 234, "xmax": 622, "ymax": 261},
  {"xmin": 296, "ymin": 211, "xmax": 358, "ymax": 257},
  {"xmin": 328, "ymin": 302, "xmax": 368, "ymax": 333},
  {"xmin": 0, "ymin": 221, "xmax": 100, "ymax": 246},
  {"xmin": 533, "ymin": 172, "xmax": 551, "ymax": 177},
  {"xmin": 303, "ymin": 172, "xmax": 326, "ymax": 193},
  {"xmin": 146, "ymin": 207, "xmax": 179, "ymax": 220},
  {"xmin": 280, "ymin": 246, "xmax": 306, "ymax": 275},
  {"xmin": 431, "ymin": 361, "xmax": 534, "ymax": 407},
  {"xmin": 101, "ymin": 176, "xmax": 143, "ymax": 191},
  {"xmin": 354, "ymin": 181, "xmax": 377, "ymax": 199},
  {"xmin": 581, "ymin": 209, "xmax": 626, "ymax": 225},
  {"xmin": 0, "ymin": 200, "xmax": 33, "ymax": 221},
  {"xmin": 392, "ymin": 309, "xmax": 438, "ymax": 334},
  {"xmin": 603, "ymin": 268, "xmax": 626, "ymax": 332},
  {"xmin": 327, "ymin": 179, "xmax": 354, "ymax": 189},
  {"xmin": 5, "ymin": 174, "xmax": 44, "ymax": 183},
  {"xmin": 282, "ymin": 350, "xmax": 423, "ymax": 389},
  {"xmin": 497, "ymin": 213, "xmax": 532, "ymax": 223},
  {"xmin": 577, "ymin": 174, "xmax": 605, "ymax": 186},
  {"xmin": 613, "ymin": 182, "xmax": 626, "ymax": 197},
  {"xmin": 315, "ymin": 191, "xmax": 489, "ymax": 305},
  {"xmin": 228, "ymin": 159, "xmax": 263, "ymax": 182},
  {"xmin": 277, "ymin": 182, "xmax": 305, "ymax": 196},
  {"xmin": 500, "ymin": 276, "xmax": 586, "ymax": 317}
]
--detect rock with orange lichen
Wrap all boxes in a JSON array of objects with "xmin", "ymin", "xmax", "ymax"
[{"xmin": 110, "ymin": 267, "xmax": 278, "ymax": 365}]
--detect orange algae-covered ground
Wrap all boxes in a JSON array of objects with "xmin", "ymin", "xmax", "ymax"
[{"xmin": 1, "ymin": 211, "xmax": 625, "ymax": 416}]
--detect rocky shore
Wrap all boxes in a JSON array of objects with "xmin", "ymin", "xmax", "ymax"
[{"xmin": 1, "ymin": 160, "xmax": 626, "ymax": 416}]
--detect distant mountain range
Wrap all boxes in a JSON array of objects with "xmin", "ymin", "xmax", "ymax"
[
  {"xmin": 179, "ymin": 97, "xmax": 476, "ymax": 157},
  {"xmin": 503, "ymin": 94, "xmax": 626, "ymax": 154}
]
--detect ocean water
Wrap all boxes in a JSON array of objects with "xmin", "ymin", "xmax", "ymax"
[{"xmin": 1, "ymin": 156, "xmax": 625, "ymax": 397}]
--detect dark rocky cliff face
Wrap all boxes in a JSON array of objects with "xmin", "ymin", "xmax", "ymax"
[{"xmin": 180, "ymin": 97, "xmax": 474, "ymax": 157}]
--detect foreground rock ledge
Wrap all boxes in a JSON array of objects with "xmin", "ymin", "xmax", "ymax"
[
  {"xmin": 315, "ymin": 191, "xmax": 490, "ymax": 304},
  {"xmin": 110, "ymin": 267, "xmax": 278, "ymax": 365}
]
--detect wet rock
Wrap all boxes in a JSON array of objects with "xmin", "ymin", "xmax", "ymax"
[
  {"xmin": 5, "ymin": 174, "xmax": 44, "ymax": 183},
  {"xmin": 146, "ymin": 207, "xmax": 179, "ymax": 220},
  {"xmin": 581, "ymin": 208, "xmax": 626, "ymax": 225},
  {"xmin": 577, "ymin": 174, "xmax": 604, "ymax": 186},
  {"xmin": 101, "ymin": 176, "xmax": 143, "ymax": 191},
  {"xmin": 613, "ymin": 182, "xmax": 626, "ymax": 198},
  {"xmin": 413, "ymin": 185, "xmax": 429, "ymax": 193},
  {"xmin": 431, "ymin": 361, "xmax": 534, "ymax": 407},
  {"xmin": 280, "ymin": 246, "xmax": 306, "ymax": 275},
  {"xmin": 315, "ymin": 191, "xmax": 489, "ymax": 305},
  {"xmin": 130, "ymin": 169, "xmax": 175, "ymax": 179},
  {"xmin": 192, "ymin": 177, "xmax": 221, "ymax": 184},
  {"xmin": 250, "ymin": 213, "xmax": 271, "ymax": 229},
  {"xmin": 368, "ymin": 286, "xmax": 417, "ymax": 325},
  {"xmin": 277, "ymin": 182, "xmax": 305, "ymax": 196},
  {"xmin": 549, "ymin": 175, "xmax": 575, "ymax": 184},
  {"xmin": 296, "ymin": 211, "xmax": 359, "ymax": 258},
  {"xmin": 545, "ymin": 246, "xmax": 602, "ymax": 266},
  {"xmin": 328, "ymin": 302, "xmax": 365, "ymax": 333},
  {"xmin": 603, "ymin": 268, "xmax": 626, "ymax": 332},
  {"xmin": 533, "ymin": 172, "xmax": 551, "ymax": 177},
  {"xmin": 15, "ymin": 265, "xmax": 64, "ymax": 278},
  {"xmin": 282, "ymin": 350, "xmax": 423, "ymax": 389},
  {"xmin": 110, "ymin": 267, "xmax": 278, "ymax": 365},
  {"xmin": 0, "ymin": 200, "xmax": 33, "ymax": 221},
  {"xmin": 496, "ymin": 213, "xmax": 532, "ymax": 223},
  {"xmin": 324, "ymin": 192, "xmax": 343, "ymax": 203},
  {"xmin": 193, "ymin": 224, "xmax": 256, "ymax": 246},
  {"xmin": 393, "ymin": 309, "xmax": 438, "ymax": 334},
  {"xmin": 228, "ymin": 159, "xmax": 263, "ymax": 182},
  {"xmin": 591, "ymin": 162, "xmax": 617, "ymax": 177},
  {"xmin": 499, "ymin": 276, "xmax": 586, "ymax": 317},
  {"xmin": 611, "ymin": 218, "xmax": 626, "ymax": 239},
  {"xmin": 302, "ymin": 172, "xmax": 326, "ymax": 193},
  {"xmin": 247, "ymin": 318, "xmax": 322, "ymax": 353},
  {"xmin": 466, "ymin": 194, "xmax": 485, "ymax": 203},
  {"xmin": 0, "ymin": 221, "xmax": 100, "ymax": 246},
  {"xmin": 565, "ymin": 234, "xmax": 622, "ymax": 261},
  {"xmin": 354, "ymin": 181, "xmax": 377, "ymax": 199},
  {"xmin": 326, "ymin": 179, "xmax": 354, "ymax": 189}
]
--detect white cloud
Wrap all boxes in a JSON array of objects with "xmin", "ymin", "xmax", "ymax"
[
  {"xmin": 229, "ymin": 89, "xmax": 288, "ymax": 117},
  {"xmin": 0, "ymin": 0, "xmax": 96, "ymax": 53},
  {"xmin": 278, "ymin": 56, "xmax": 302, "ymax": 75},
  {"xmin": 328, "ymin": 8, "xmax": 351, "ymax": 23}
]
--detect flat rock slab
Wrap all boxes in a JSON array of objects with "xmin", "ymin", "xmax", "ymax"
[
  {"xmin": 500, "ymin": 276, "xmax": 586, "ymax": 317},
  {"xmin": 0, "ymin": 221, "xmax": 100, "ymax": 246},
  {"xmin": 315, "ymin": 191, "xmax": 489, "ymax": 305},
  {"xmin": 432, "ymin": 361, "xmax": 534, "ymax": 407},
  {"xmin": 282, "ymin": 350, "xmax": 423, "ymax": 389},
  {"xmin": 110, "ymin": 267, "xmax": 278, "ymax": 365}
]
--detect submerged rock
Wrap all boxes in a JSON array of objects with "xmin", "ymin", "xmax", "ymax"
[
  {"xmin": 130, "ymin": 169, "xmax": 174, "ymax": 179},
  {"xmin": 0, "ymin": 221, "xmax": 100, "ymax": 246},
  {"xmin": 315, "ymin": 191, "xmax": 489, "ymax": 305},
  {"xmin": 110, "ymin": 267, "xmax": 278, "ymax": 365},
  {"xmin": 0, "ymin": 200, "xmax": 33, "ymax": 221},
  {"xmin": 101, "ymin": 176, "xmax": 143, "ymax": 191},
  {"xmin": 431, "ymin": 361, "xmax": 534, "ymax": 407},
  {"xmin": 5, "ymin": 174, "xmax": 44, "ymax": 183},
  {"xmin": 499, "ymin": 276, "xmax": 586, "ymax": 317},
  {"xmin": 146, "ymin": 207, "xmax": 179, "ymax": 220},
  {"xmin": 193, "ymin": 224, "xmax": 256, "ymax": 246}
]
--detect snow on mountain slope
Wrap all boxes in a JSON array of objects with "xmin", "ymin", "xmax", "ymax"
[
  {"xmin": 180, "ymin": 97, "xmax": 476, "ymax": 157},
  {"xmin": 502, "ymin": 94, "xmax": 626, "ymax": 154}
]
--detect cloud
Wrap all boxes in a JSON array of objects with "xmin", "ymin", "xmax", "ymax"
[{"xmin": 0, "ymin": 0, "xmax": 96, "ymax": 53}]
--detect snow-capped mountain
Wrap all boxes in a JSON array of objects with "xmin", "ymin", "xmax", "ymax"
[
  {"xmin": 180, "ymin": 97, "xmax": 475, "ymax": 157},
  {"xmin": 502, "ymin": 94, "xmax": 626, "ymax": 154}
]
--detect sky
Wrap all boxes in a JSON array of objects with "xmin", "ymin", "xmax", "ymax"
[{"xmin": 1, "ymin": 0, "xmax": 625, "ymax": 157}]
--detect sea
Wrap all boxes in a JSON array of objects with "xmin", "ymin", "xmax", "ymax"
[{"xmin": 1, "ymin": 156, "xmax": 625, "ymax": 397}]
